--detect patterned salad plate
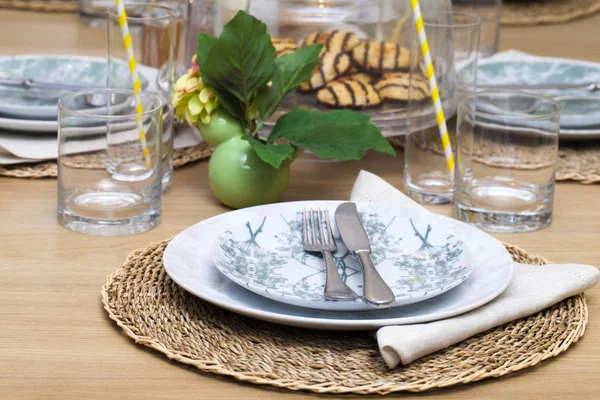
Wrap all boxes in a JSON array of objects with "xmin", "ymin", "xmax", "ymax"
[
  {"xmin": 163, "ymin": 201, "xmax": 514, "ymax": 331},
  {"xmin": 0, "ymin": 55, "xmax": 149, "ymax": 120},
  {"xmin": 478, "ymin": 56, "xmax": 600, "ymax": 134},
  {"xmin": 211, "ymin": 205, "xmax": 473, "ymax": 311}
]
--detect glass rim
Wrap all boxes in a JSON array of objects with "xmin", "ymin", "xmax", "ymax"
[
  {"xmin": 423, "ymin": 11, "xmax": 481, "ymax": 29},
  {"xmin": 460, "ymin": 89, "xmax": 561, "ymax": 120},
  {"xmin": 58, "ymin": 89, "xmax": 163, "ymax": 120},
  {"xmin": 107, "ymin": 3, "xmax": 176, "ymax": 22}
]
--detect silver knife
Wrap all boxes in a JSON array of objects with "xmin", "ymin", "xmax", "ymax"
[
  {"xmin": 0, "ymin": 78, "xmax": 89, "ymax": 91},
  {"xmin": 335, "ymin": 202, "xmax": 395, "ymax": 308},
  {"xmin": 478, "ymin": 82, "xmax": 599, "ymax": 92}
]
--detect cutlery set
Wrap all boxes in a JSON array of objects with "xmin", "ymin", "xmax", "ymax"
[{"xmin": 302, "ymin": 203, "xmax": 396, "ymax": 308}]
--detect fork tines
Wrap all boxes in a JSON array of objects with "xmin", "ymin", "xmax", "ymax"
[{"xmin": 302, "ymin": 209, "xmax": 335, "ymax": 248}]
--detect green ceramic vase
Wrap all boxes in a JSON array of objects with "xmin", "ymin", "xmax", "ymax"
[
  {"xmin": 197, "ymin": 108, "xmax": 245, "ymax": 146},
  {"xmin": 208, "ymin": 136, "xmax": 291, "ymax": 209}
]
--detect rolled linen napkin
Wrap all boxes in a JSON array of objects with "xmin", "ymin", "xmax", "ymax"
[{"xmin": 350, "ymin": 170, "xmax": 599, "ymax": 369}]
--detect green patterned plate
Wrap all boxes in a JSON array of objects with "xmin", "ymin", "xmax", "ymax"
[
  {"xmin": 211, "ymin": 202, "xmax": 473, "ymax": 311},
  {"xmin": 478, "ymin": 57, "xmax": 600, "ymax": 129},
  {"xmin": 0, "ymin": 55, "xmax": 149, "ymax": 120}
]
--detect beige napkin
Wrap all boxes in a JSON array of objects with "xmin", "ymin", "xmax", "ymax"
[
  {"xmin": 350, "ymin": 170, "xmax": 600, "ymax": 369},
  {"xmin": 0, "ymin": 124, "xmax": 202, "ymax": 165}
]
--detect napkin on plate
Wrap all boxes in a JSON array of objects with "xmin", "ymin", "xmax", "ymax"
[{"xmin": 350, "ymin": 170, "xmax": 600, "ymax": 369}]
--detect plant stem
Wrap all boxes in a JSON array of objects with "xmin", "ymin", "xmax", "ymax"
[
  {"xmin": 249, "ymin": 119, "xmax": 258, "ymax": 137},
  {"xmin": 253, "ymin": 120, "xmax": 265, "ymax": 137}
]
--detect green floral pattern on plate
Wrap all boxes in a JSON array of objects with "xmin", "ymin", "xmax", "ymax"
[
  {"xmin": 212, "ymin": 207, "xmax": 473, "ymax": 311},
  {"xmin": 0, "ymin": 55, "xmax": 149, "ymax": 119},
  {"xmin": 478, "ymin": 58, "xmax": 600, "ymax": 128}
]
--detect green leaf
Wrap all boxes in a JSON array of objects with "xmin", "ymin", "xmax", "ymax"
[
  {"xmin": 202, "ymin": 11, "xmax": 276, "ymax": 105},
  {"xmin": 269, "ymin": 108, "xmax": 396, "ymax": 160},
  {"xmin": 257, "ymin": 44, "xmax": 323, "ymax": 125},
  {"xmin": 209, "ymin": 87, "xmax": 246, "ymax": 125},
  {"xmin": 196, "ymin": 33, "xmax": 218, "ymax": 68},
  {"xmin": 243, "ymin": 136, "xmax": 295, "ymax": 169}
]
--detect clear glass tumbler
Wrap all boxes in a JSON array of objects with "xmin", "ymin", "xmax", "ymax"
[
  {"xmin": 78, "ymin": 0, "xmax": 113, "ymax": 28},
  {"xmin": 57, "ymin": 89, "xmax": 163, "ymax": 236},
  {"xmin": 453, "ymin": 90, "xmax": 560, "ymax": 233},
  {"xmin": 405, "ymin": 11, "xmax": 481, "ymax": 204},
  {"xmin": 452, "ymin": 0, "xmax": 501, "ymax": 58},
  {"xmin": 107, "ymin": 3, "xmax": 176, "ymax": 191}
]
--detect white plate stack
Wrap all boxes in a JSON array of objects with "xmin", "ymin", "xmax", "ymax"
[{"xmin": 163, "ymin": 201, "xmax": 515, "ymax": 331}]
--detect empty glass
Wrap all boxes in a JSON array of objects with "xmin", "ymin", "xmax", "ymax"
[
  {"xmin": 405, "ymin": 11, "xmax": 481, "ymax": 204},
  {"xmin": 107, "ymin": 3, "xmax": 176, "ymax": 190},
  {"xmin": 452, "ymin": 0, "xmax": 501, "ymax": 57},
  {"xmin": 57, "ymin": 89, "xmax": 163, "ymax": 236},
  {"xmin": 78, "ymin": 0, "xmax": 112, "ymax": 28},
  {"xmin": 453, "ymin": 90, "xmax": 560, "ymax": 233}
]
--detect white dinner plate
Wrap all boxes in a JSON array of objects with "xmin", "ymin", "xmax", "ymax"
[
  {"xmin": 211, "ymin": 203, "xmax": 473, "ymax": 311},
  {"xmin": 559, "ymin": 126, "xmax": 600, "ymax": 140},
  {"xmin": 0, "ymin": 116, "xmax": 57, "ymax": 133},
  {"xmin": 163, "ymin": 201, "xmax": 514, "ymax": 331},
  {"xmin": 0, "ymin": 55, "xmax": 149, "ymax": 120}
]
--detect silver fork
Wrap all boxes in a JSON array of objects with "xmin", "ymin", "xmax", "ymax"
[{"xmin": 302, "ymin": 209, "xmax": 358, "ymax": 301}]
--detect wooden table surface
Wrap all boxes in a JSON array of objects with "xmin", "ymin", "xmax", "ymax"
[{"xmin": 1, "ymin": 9, "xmax": 599, "ymax": 400}]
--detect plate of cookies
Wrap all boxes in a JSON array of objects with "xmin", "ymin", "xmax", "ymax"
[{"xmin": 267, "ymin": 29, "xmax": 449, "ymax": 137}]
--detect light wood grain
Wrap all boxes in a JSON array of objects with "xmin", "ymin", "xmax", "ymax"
[{"xmin": 0, "ymin": 10, "xmax": 599, "ymax": 400}]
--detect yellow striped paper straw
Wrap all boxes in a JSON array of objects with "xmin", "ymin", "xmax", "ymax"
[
  {"xmin": 410, "ymin": 0, "xmax": 455, "ymax": 176},
  {"xmin": 114, "ymin": 0, "xmax": 152, "ymax": 168}
]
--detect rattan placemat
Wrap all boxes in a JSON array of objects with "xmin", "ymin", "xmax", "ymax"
[
  {"xmin": 0, "ymin": 143, "xmax": 213, "ymax": 179},
  {"xmin": 502, "ymin": 0, "xmax": 600, "ymax": 26},
  {"xmin": 0, "ymin": 0, "xmax": 77, "ymax": 12},
  {"xmin": 102, "ymin": 239, "xmax": 587, "ymax": 395},
  {"xmin": 388, "ymin": 137, "xmax": 600, "ymax": 184},
  {"xmin": 3, "ymin": 0, "xmax": 599, "ymax": 25}
]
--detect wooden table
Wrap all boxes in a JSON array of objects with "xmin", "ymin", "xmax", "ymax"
[{"xmin": 1, "ymin": 10, "xmax": 599, "ymax": 400}]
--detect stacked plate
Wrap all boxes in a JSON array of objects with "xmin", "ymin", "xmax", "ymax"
[
  {"xmin": 0, "ymin": 55, "xmax": 151, "ymax": 164},
  {"xmin": 163, "ymin": 201, "xmax": 514, "ymax": 331},
  {"xmin": 0, "ymin": 55, "xmax": 152, "ymax": 132},
  {"xmin": 478, "ymin": 55, "xmax": 600, "ymax": 140}
]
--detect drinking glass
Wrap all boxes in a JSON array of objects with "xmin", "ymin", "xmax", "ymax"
[
  {"xmin": 57, "ymin": 89, "xmax": 163, "ymax": 236},
  {"xmin": 453, "ymin": 90, "xmax": 560, "ymax": 233},
  {"xmin": 78, "ymin": 0, "xmax": 113, "ymax": 28},
  {"xmin": 452, "ymin": 0, "xmax": 501, "ymax": 57},
  {"xmin": 405, "ymin": 11, "xmax": 481, "ymax": 204},
  {"xmin": 107, "ymin": 3, "xmax": 176, "ymax": 191}
]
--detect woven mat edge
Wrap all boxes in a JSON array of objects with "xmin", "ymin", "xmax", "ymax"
[
  {"xmin": 1, "ymin": 0, "xmax": 599, "ymax": 25},
  {"xmin": 0, "ymin": 143, "xmax": 213, "ymax": 179},
  {"xmin": 387, "ymin": 137, "xmax": 600, "ymax": 185},
  {"xmin": 0, "ymin": 0, "xmax": 78, "ymax": 13},
  {"xmin": 501, "ymin": 2, "xmax": 600, "ymax": 26},
  {"xmin": 100, "ymin": 239, "xmax": 589, "ymax": 394}
]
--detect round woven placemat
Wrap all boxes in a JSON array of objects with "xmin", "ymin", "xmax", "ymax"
[
  {"xmin": 502, "ymin": 0, "xmax": 600, "ymax": 26},
  {"xmin": 0, "ymin": 143, "xmax": 213, "ymax": 179},
  {"xmin": 388, "ymin": 137, "xmax": 600, "ymax": 184},
  {"xmin": 0, "ymin": 0, "xmax": 77, "ymax": 12},
  {"xmin": 102, "ymin": 239, "xmax": 588, "ymax": 395}
]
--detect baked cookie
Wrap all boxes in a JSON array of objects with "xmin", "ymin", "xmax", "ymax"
[
  {"xmin": 271, "ymin": 37, "xmax": 298, "ymax": 58},
  {"xmin": 338, "ymin": 71, "xmax": 377, "ymax": 85},
  {"xmin": 317, "ymin": 80, "xmax": 382, "ymax": 109},
  {"xmin": 302, "ymin": 30, "xmax": 361, "ymax": 53},
  {"xmin": 375, "ymin": 72, "xmax": 430, "ymax": 102},
  {"xmin": 350, "ymin": 41, "xmax": 410, "ymax": 74},
  {"xmin": 298, "ymin": 51, "xmax": 351, "ymax": 92}
]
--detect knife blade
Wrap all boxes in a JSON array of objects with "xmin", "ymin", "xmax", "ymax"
[
  {"xmin": 477, "ymin": 82, "xmax": 599, "ymax": 92},
  {"xmin": 335, "ymin": 202, "xmax": 395, "ymax": 308},
  {"xmin": 0, "ymin": 78, "xmax": 89, "ymax": 91}
]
